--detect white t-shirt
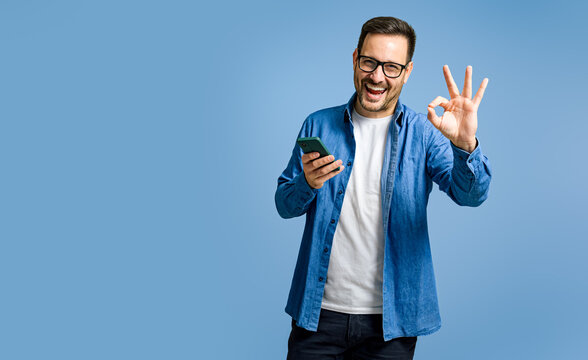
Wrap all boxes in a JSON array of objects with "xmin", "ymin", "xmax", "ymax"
[{"xmin": 321, "ymin": 108, "xmax": 392, "ymax": 314}]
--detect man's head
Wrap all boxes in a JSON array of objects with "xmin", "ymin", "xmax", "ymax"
[{"xmin": 353, "ymin": 17, "xmax": 416, "ymax": 118}]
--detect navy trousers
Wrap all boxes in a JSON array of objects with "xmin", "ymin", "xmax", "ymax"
[{"xmin": 287, "ymin": 309, "xmax": 417, "ymax": 360}]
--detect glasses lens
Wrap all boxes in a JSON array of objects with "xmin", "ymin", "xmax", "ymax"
[
  {"xmin": 359, "ymin": 57, "xmax": 403, "ymax": 78},
  {"xmin": 383, "ymin": 64, "xmax": 402, "ymax": 78},
  {"xmin": 359, "ymin": 57, "xmax": 377, "ymax": 72}
]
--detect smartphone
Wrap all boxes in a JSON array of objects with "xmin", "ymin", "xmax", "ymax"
[{"xmin": 296, "ymin": 137, "xmax": 340, "ymax": 171}]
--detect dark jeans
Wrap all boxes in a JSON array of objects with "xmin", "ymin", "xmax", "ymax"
[{"xmin": 287, "ymin": 309, "xmax": 417, "ymax": 360}]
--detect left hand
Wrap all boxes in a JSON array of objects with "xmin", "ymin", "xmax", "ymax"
[{"xmin": 427, "ymin": 65, "xmax": 489, "ymax": 153}]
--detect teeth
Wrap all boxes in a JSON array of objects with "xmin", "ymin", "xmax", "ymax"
[{"xmin": 366, "ymin": 84, "xmax": 386, "ymax": 91}]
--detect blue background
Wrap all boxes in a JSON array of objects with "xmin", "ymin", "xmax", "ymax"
[{"xmin": 1, "ymin": 0, "xmax": 587, "ymax": 359}]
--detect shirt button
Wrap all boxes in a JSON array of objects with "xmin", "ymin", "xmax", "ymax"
[
  {"xmin": 330, "ymin": 219, "xmax": 335, "ymax": 224},
  {"xmin": 468, "ymin": 158, "xmax": 473, "ymax": 163},
  {"xmin": 347, "ymin": 161, "xmax": 352, "ymax": 166},
  {"xmin": 323, "ymin": 247, "xmax": 329, "ymax": 253},
  {"xmin": 338, "ymin": 190, "xmax": 343, "ymax": 195},
  {"xmin": 319, "ymin": 277, "xmax": 324, "ymax": 282}
]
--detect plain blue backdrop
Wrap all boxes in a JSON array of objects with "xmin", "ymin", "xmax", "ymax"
[{"xmin": 1, "ymin": 0, "xmax": 587, "ymax": 359}]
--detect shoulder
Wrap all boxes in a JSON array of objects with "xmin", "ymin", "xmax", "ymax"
[
  {"xmin": 306, "ymin": 103, "xmax": 346, "ymax": 122},
  {"xmin": 304, "ymin": 93, "xmax": 355, "ymax": 125},
  {"xmin": 299, "ymin": 103, "xmax": 347, "ymax": 135}
]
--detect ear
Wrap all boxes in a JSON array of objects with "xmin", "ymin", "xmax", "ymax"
[
  {"xmin": 353, "ymin": 48, "xmax": 358, "ymax": 68},
  {"xmin": 402, "ymin": 61, "xmax": 414, "ymax": 84}
]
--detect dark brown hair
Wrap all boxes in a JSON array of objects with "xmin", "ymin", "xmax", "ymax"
[{"xmin": 357, "ymin": 17, "xmax": 417, "ymax": 63}]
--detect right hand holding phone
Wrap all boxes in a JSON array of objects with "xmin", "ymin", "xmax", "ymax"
[{"xmin": 301, "ymin": 152, "xmax": 345, "ymax": 189}]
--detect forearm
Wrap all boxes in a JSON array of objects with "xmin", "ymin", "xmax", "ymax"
[{"xmin": 447, "ymin": 140, "xmax": 492, "ymax": 207}]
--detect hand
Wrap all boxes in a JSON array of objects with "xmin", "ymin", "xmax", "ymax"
[
  {"xmin": 427, "ymin": 65, "xmax": 489, "ymax": 153},
  {"xmin": 301, "ymin": 152, "xmax": 345, "ymax": 189}
]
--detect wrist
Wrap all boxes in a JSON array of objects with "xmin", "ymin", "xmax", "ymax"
[{"xmin": 451, "ymin": 138, "xmax": 477, "ymax": 153}]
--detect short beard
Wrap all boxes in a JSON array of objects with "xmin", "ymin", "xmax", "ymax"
[{"xmin": 358, "ymin": 86, "xmax": 399, "ymax": 114}]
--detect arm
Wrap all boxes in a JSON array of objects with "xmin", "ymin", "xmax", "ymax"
[
  {"xmin": 274, "ymin": 141, "xmax": 318, "ymax": 218},
  {"xmin": 426, "ymin": 125, "xmax": 492, "ymax": 206},
  {"xmin": 426, "ymin": 65, "xmax": 492, "ymax": 206},
  {"xmin": 275, "ymin": 120, "xmax": 345, "ymax": 218}
]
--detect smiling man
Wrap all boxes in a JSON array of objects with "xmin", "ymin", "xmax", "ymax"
[
  {"xmin": 275, "ymin": 16, "xmax": 491, "ymax": 360},
  {"xmin": 353, "ymin": 33, "xmax": 412, "ymax": 118}
]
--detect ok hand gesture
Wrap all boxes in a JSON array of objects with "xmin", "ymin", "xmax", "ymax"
[{"xmin": 427, "ymin": 65, "xmax": 488, "ymax": 153}]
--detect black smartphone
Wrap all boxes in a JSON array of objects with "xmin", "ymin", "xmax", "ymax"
[{"xmin": 296, "ymin": 137, "xmax": 340, "ymax": 171}]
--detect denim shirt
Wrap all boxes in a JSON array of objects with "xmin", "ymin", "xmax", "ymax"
[{"xmin": 275, "ymin": 93, "xmax": 492, "ymax": 341}]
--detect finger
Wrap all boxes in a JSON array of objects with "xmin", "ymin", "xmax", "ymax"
[
  {"xmin": 427, "ymin": 106, "xmax": 441, "ymax": 129},
  {"xmin": 301, "ymin": 152, "xmax": 320, "ymax": 164},
  {"xmin": 311, "ymin": 155, "xmax": 335, "ymax": 170},
  {"xmin": 428, "ymin": 96, "xmax": 450, "ymax": 109},
  {"xmin": 427, "ymin": 96, "xmax": 450, "ymax": 129},
  {"xmin": 315, "ymin": 159, "xmax": 343, "ymax": 177},
  {"xmin": 315, "ymin": 164, "xmax": 345, "ymax": 183},
  {"xmin": 462, "ymin": 65, "xmax": 472, "ymax": 98},
  {"xmin": 443, "ymin": 65, "xmax": 460, "ymax": 98},
  {"xmin": 473, "ymin": 78, "xmax": 489, "ymax": 107}
]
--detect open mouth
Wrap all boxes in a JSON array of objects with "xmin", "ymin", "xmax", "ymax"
[{"xmin": 365, "ymin": 83, "xmax": 387, "ymax": 97}]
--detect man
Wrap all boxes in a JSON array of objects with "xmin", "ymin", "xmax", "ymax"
[{"xmin": 275, "ymin": 16, "xmax": 491, "ymax": 360}]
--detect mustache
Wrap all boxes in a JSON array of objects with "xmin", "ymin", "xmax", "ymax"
[{"xmin": 362, "ymin": 80, "xmax": 388, "ymax": 89}]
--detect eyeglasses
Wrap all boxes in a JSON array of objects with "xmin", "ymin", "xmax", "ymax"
[{"xmin": 357, "ymin": 55, "xmax": 409, "ymax": 78}]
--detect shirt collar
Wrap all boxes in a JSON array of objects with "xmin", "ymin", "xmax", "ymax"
[{"xmin": 344, "ymin": 92, "xmax": 404, "ymax": 127}]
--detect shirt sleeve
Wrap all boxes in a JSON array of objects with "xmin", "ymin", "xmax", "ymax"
[
  {"xmin": 425, "ymin": 120, "xmax": 492, "ymax": 207},
  {"xmin": 275, "ymin": 118, "xmax": 319, "ymax": 218}
]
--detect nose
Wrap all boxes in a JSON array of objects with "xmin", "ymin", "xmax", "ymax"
[{"xmin": 369, "ymin": 64, "xmax": 386, "ymax": 83}]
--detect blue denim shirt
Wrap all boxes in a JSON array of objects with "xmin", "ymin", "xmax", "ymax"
[{"xmin": 275, "ymin": 93, "xmax": 492, "ymax": 340}]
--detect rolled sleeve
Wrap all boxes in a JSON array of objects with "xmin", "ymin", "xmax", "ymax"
[{"xmin": 449, "ymin": 138, "xmax": 492, "ymax": 206}]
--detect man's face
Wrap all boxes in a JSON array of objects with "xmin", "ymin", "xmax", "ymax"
[{"xmin": 353, "ymin": 33, "xmax": 413, "ymax": 118}]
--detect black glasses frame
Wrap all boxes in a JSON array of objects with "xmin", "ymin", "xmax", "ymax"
[{"xmin": 357, "ymin": 55, "xmax": 409, "ymax": 79}]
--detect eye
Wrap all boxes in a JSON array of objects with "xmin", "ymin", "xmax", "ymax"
[
  {"xmin": 384, "ymin": 63, "xmax": 401, "ymax": 72},
  {"xmin": 360, "ymin": 58, "xmax": 377, "ymax": 70},
  {"xmin": 383, "ymin": 63, "xmax": 402, "ymax": 77}
]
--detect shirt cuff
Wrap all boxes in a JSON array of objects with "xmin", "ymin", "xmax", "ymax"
[
  {"xmin": 451, "ymin": 138, "xmax": 484, "ymax": 177},
  {"xmin": 293, "ymin": 171, "xmax": 318, "ymax": 202}
]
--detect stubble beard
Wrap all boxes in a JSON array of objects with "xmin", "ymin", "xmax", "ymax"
[{"xmin": 354, "ymin": 73, "xmax": 403, "ymax": 115}]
